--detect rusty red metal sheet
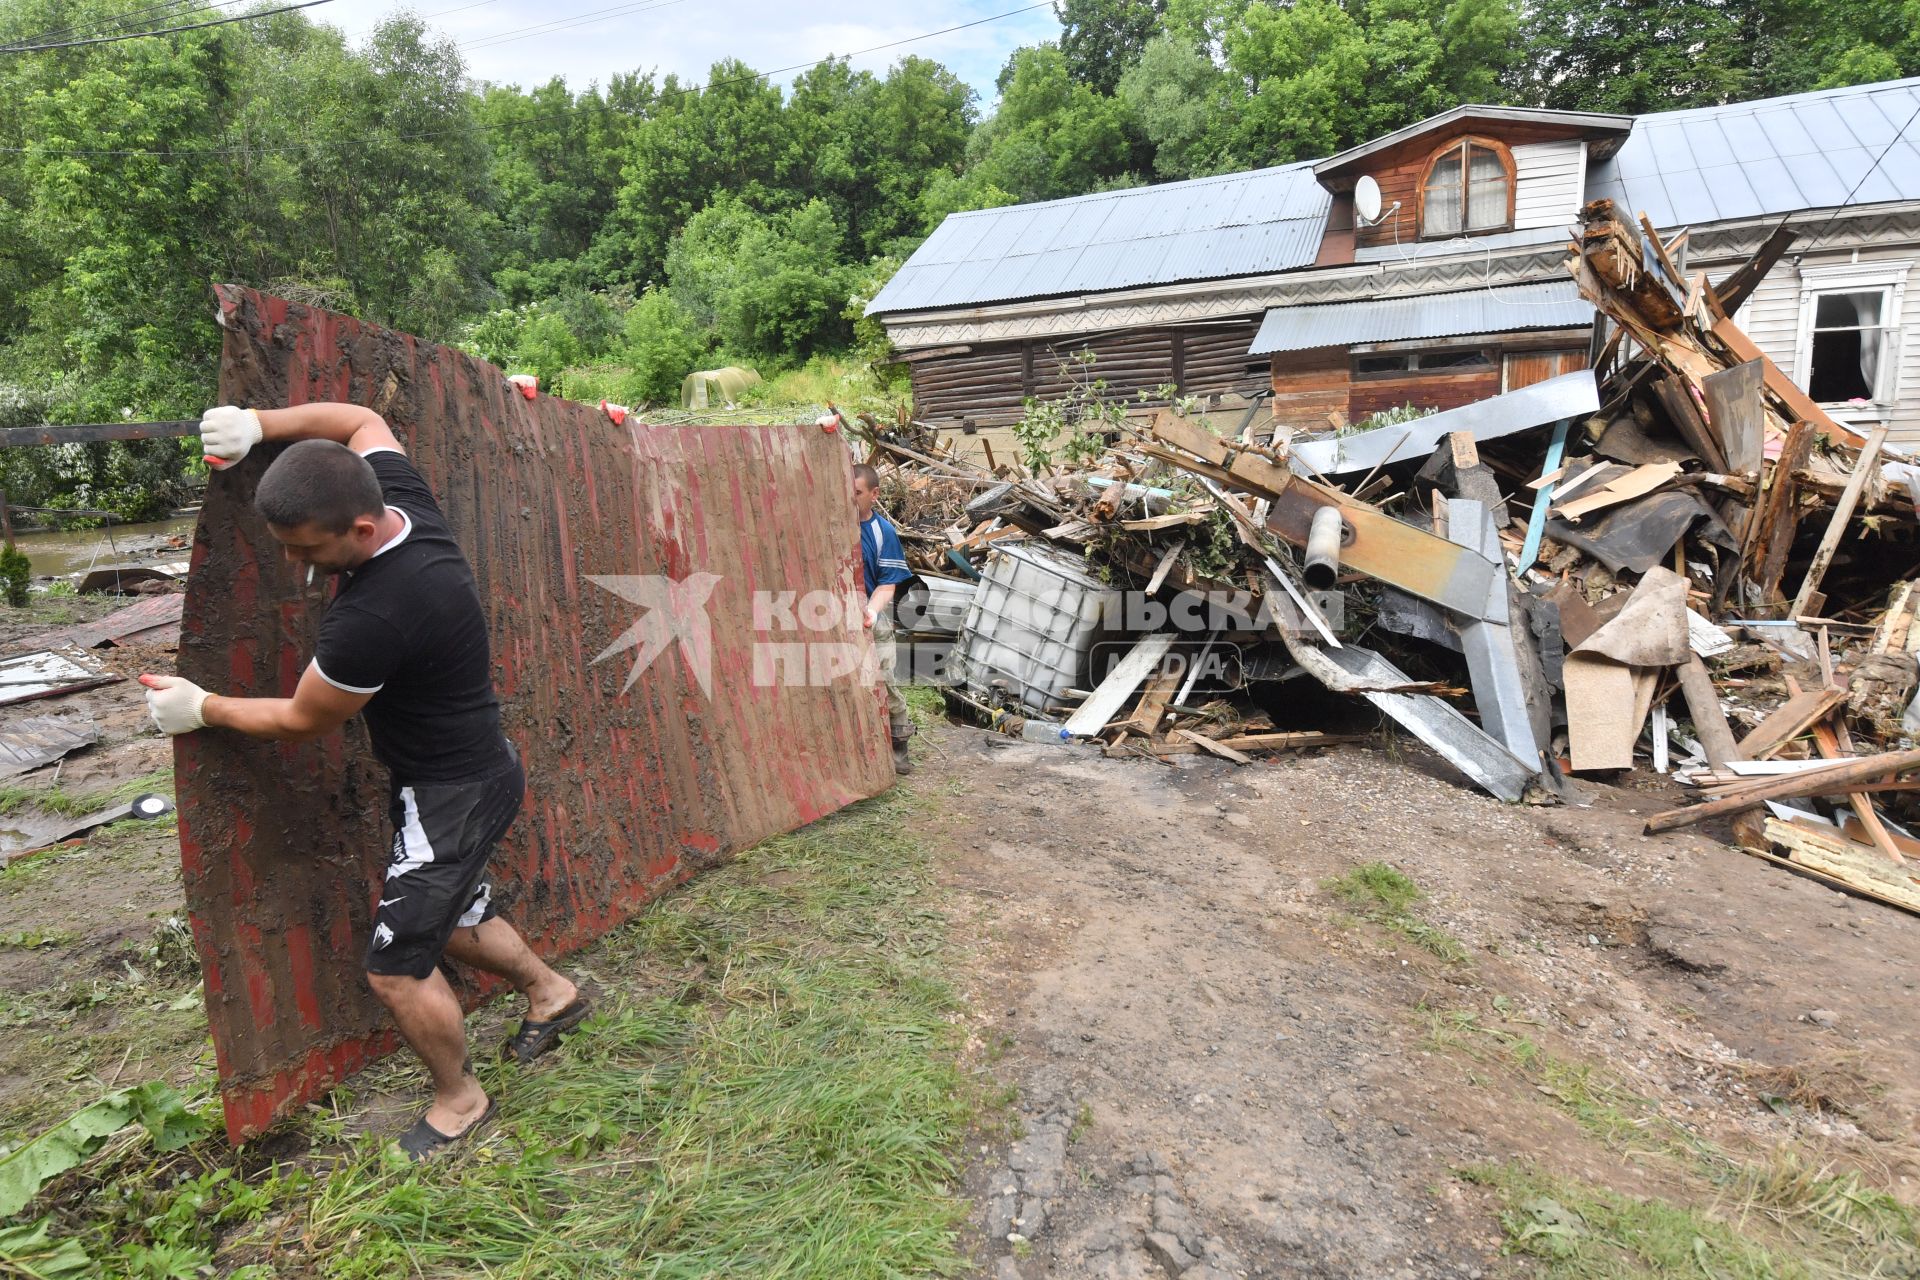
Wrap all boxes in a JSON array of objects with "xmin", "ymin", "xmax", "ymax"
[{"xmin": 178, "ymin": 286, "xmax": 892, "ymax": 1142}]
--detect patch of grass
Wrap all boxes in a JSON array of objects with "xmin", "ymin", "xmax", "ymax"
[
  {"xmin": 1461, "ymin": 1158, "xmax": 1920, "ymax": 1279},
  {"xmin": 0, "ymin": 928, "xmax": 75, "ymax": 948},
  {"xmin": 278, "ymin": 788, "xmax": 973, "ymax": 1278},
  {"xmin": 1436, "ymin": 1002, "xmax": 1920, "ymax": 1277},
  {"xmin": 0, "ymin": 768, "xmax": 174, "ymax": 820},
  {"xmin": 1323, "ymin": 862, "xmax": 1469, "ymax": 963}
]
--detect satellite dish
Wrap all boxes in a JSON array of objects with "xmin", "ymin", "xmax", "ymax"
[{"xmin": 1354, "ymin": 175, "xmax": 1383, "ymax": 225}]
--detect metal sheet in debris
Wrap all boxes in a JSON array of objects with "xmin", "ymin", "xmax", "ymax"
[
  {"xmin": 0, "ymin": 712, "xmax": 98, "ymax": 779},
  {"xmin": 179, "ymin": 286, "xmax": 893, "ymax": 1142},
  {"xmin": 1289, "ymin": 371, "xmax": 1600, "ymax": 477},
  {"xmin": 0, "ymin": 651, "xmax": 119, "ymax": 705},
  {"xmin": 14, "ymin": 593, "xmax": 183, "ymax": 652}
]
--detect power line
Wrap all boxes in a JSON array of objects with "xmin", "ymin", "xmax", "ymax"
[
  {"xmin": 0, "ymin": 0, "xmax": 1054, "ymax": 155},
  {"xmin": 4, "ymin": 0, "xmax": 201, "ymax": 52},
  {"xmin": 0, "ymin": 0, "xmax": 333, "ymax": 52},
  {"xmin": 458, "ymin": 0, "xmax": 693, "ymax": 54},
  {"xmin": 1800, "ymin": 98, "xmax": 1920, "ymax": 253}
]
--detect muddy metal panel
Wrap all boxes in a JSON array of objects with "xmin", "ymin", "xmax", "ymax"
[{"xmin": 177, "ymin": 286, "xmax": 893, "ymax": 1142}]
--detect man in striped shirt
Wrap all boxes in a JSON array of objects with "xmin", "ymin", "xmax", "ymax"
[{"xmin": 852, "ymin": 464, "xmax": 915, "ymax": 775}]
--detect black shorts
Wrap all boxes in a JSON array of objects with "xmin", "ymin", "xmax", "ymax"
[{"xmin": 364, "ymin": 746, "xmax": 526, "ymax": 979}]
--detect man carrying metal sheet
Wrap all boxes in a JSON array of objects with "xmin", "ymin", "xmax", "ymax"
[
  {"xmin": 852, "ymin": 463, "xmax": 915, "ymax": 775},
  {"xmin": 140, "ymin": 403, "xmax": 588, "ymax": 1159}
]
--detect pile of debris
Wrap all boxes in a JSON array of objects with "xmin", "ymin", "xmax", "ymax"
[{"xmin": 847, "ymin": 202, "xmax": 1920, "ymax": 912}]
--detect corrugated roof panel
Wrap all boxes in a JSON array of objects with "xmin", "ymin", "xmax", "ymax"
[
  {"xmin": 1011, "ymin": 246, "xmax": 1089, "ymax": 299},
  {"xmin": 1250, "ymin": 280, "xmax": 1593, "ymax": 355},
  {"xmin": 1646, "ymin": 122, "xmax": 1698, "ymax": 174},
  {"xmin": 867, "ymin": 162, "xmax": 1328, "ymax": 315},
  {"xmin": 1693, "ymin": 162, "xmax": 1766, "ymax": 221},
  {"xmin": 966, "ymin": 206, "xmax": 1042, "ymax": 262},
  {"xmin": 918, "ymin": 212, "xmax": 995, "ymax": 265}
]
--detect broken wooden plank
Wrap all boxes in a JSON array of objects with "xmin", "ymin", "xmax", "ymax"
[
  {"xmin": 1111, "ymin": 666, "xmax": 1182, "ymax": 738},
  {"xmin": 1710, "ymin": 225, "xmax": 1796, "ymax": 314},
  {"xmin": 1144, "ymin": 540, "xmax": 1185, "ymax": 595},
  {"xmin": 1644, "ymin": 746, "xmax": 1920, "ymax": 831},
  {"xmin": 1061, "ymin": 633, "xmax": 1176, "ymax": 739},
  {"xmin": 1790, "ymin": 420, "xmax": 1891, "ymax": 620},
  {"xmin": 1809, "ymin": 715, "xmax": 1905, "ymax": 865},
  {"xmin": 1649, "ymin": 375, "xmax": 1729, "ymax": 473},
  {"xmin": 1710, "ymin": 317, "xmax": 1867, "ymax": 448},
  {"xmin": 1176, "ymin": 729, "xmax": 1252, "ymax": 765},
  {"xmin": 1552, "ymin": 461, "xmax": 1683, "ymax": 522},
  {"xmin": 1737, "ymin": 685, "xmax": 1848, "ymax": 760},
  {"xmin": 1699, "ymin": 359, "xmax": 1765, "ymax": 475},
  {"xmin": 1745, "ymin": 420, "xmax": 1816, "ymax": 603}
]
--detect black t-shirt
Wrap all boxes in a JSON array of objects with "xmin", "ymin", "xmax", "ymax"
[{"xmin": 312, "ymin": 449, "xmax": 509, "ymax": 785}]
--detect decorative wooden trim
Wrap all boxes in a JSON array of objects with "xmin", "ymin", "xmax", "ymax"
[{"xmin": 1414, "ymin": 135, "xmax": 1516, "ymax": 240}]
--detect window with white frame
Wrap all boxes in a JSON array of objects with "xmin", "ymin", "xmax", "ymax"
[{"xmin": 1794, "ymin": 261, "xmax": 1909, "ymax": 407}]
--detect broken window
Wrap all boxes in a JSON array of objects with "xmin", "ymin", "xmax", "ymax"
[
  {"xmin": 1421, "ymin": 140, "xmax": 1511, "ymax": 238},
  {"xmin": 1806, "ymin": 289, "xmax": 1892, "ymax": 403},
  {"xmin": 1352, "ymin": 349, "xmax": 1492, "ymax": 378}
]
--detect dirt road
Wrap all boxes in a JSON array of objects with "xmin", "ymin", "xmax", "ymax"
[{"xmin": 922, "ymin": 722, "xmax": 1920, "ymax": 1277}]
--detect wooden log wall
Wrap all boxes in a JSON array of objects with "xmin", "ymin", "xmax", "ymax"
[{"xmin": 910, "ymin": 321, "xmax": 1264, "ymax": 423}]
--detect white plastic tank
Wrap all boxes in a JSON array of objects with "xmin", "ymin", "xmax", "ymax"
[{"xmin": 956, "ymin": 542, "xmax": 1116, "ymax": 716}]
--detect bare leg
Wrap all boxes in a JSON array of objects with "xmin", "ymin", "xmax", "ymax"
[
  {"xmin": 365, "ymin": 968, "xmax": 489, "ymax": 1134},
  {"xmin": 443, "ymin": 916, "xmax": 577, "ymax": 1021}
]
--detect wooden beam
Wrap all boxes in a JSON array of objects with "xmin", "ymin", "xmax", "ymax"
[
  {"xmin": 1175, "ymin": 729, "xmax": 1253, "ymax": 765},
  {"xmin": 1736, "ymin": 685, "xmax": 1848, "ymax": 760},
  {"xmin": 0, "ymin": 420, "xmax": 198, "ymax": 448},
  {"xmin": 1710, "ymin": 225, "xmax": 1796, "ymax": 314},
  {"xmin": 1645, "ymin": 746, "xmax": 1920, "ymax": 832}
]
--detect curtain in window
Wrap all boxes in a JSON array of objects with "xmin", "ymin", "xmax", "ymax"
[
  {"xmin": 1424, "ymin": 153, "xmax": 1462, "ymax": 236},
  {"xmin": 1465, "ymin": 147, "xmax": 1507, "ymax": 231},
  {"xmin": 1815, "ymin": 292, "xmax": 1884, "ymax": 392}
]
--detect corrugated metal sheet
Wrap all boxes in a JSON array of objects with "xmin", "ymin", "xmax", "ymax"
[
  {"xmin": 1589, "ymin": 77, "xmax": 1920, "ymax": 226},
  {"xmin": 1250, "ymin": 280, "xmax": 1593, "ymax": 355},
  {"xmin": 867, "ymin": 163, "xmax": 1330, "ymax": 315},
  {"xmin": 182, "ymin": 286, "xmax": 893, "ymax": 1142}
]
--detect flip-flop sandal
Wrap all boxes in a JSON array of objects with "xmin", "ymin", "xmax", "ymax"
[
  {"xmin": 500, "ymin": 995, "xmax": 593, "ymax": 1065},
  {"xmin": 396, "ymin": 1097, "xmax": 497, "ymax": 1162}
]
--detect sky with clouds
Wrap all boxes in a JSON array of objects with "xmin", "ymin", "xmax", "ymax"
[{"xmin": 318, "ymin": 0, "xmax": 1062, "ymax": 106}]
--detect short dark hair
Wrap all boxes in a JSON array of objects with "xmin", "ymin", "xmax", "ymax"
[
  {"xmin": 851, "ymin": 463, "xmax": 880, "ymax": 489},
  {"xmin": 256, "ymin": 440, "xmax": 385, "ymax": 534}
]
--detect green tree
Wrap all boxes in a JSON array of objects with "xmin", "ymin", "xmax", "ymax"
[
  {"xmin": 1057, "ymin": 0, "xmax": 1167, "ymax": 93},
  {"xmin": 968, "ymin": 45, "xmax": 1139, "ymax": 201},
  {"xmin": 614, "ymin": 287, "xmax": 707, "ymax": 404},
  {"xmin": 1117, "ymin": 34, "xmax": 1239, "ymax": 177},
  {"xmin": 1517, "ymin": 0, "xmax": 1750, "ymax": 111}
]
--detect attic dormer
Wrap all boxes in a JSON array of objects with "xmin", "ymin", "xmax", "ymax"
[{"xmin": 1312, "ymin": 106, "xmax": 1635, "ymax": 263}]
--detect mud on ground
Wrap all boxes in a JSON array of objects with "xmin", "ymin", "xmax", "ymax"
[{"xmin": 923, "ymin": 721, "xmax": 1920, "ymax": 1278}]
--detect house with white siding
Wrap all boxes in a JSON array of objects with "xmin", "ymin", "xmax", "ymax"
[{"xmin": 869, "ymin": 77, "xmax": 1920, "ymax": 454}]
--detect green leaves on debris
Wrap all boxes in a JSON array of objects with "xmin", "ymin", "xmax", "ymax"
[{"xmin": 0, "ymin": 1082, "xmax": 208, "ymax": 1219}]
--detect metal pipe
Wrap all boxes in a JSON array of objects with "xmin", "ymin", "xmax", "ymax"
[{"xmin": 1303, "ymin": 506, "xmax": 1345, "ymax": 590}]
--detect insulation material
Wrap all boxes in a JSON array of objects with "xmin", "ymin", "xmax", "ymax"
[{"xmin": 179, "ymin": 286, "xmax": 892, "ymax": 1142}]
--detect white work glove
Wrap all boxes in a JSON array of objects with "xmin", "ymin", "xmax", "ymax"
[
  {"xmin": 200, "ymin": 405, "xmax": 263, "ymax": 469},
  {"xmin": 140, "ymin": 674, "xmax": 210, "ymax": 735}
]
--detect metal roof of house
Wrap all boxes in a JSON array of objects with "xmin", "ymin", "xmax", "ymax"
[
  {"xmin": 872, "ymin": 77, "xmax": 1920, "ymax": 320},
  {"xmin": 1250, "ymin": 280, "xmax": 1593, "ymax": 355},
  {"xmin": 864, "ymin": 163, "xmax": 1330, "ymax": 316},
  {"xmin": 1588, "ymin": 76, "xmax": 1920, "ymax": 226},
  {"xmin": 1312, "ymin": 105, "xmax": 1634, "ymax": 176}
]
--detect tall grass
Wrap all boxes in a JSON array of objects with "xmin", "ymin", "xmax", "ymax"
[{"xmin": 271, "ymin": 788, "xmax": 974, "ymax": 1279}]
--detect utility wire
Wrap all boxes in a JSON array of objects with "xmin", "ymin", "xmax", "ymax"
[
  {"xmin": 4, "ymin": 0, "xmax": 201, "ymax": 52},
  {"xmin": 457, "ymin": 0, "xmax": 692, "ymax": 53},
  {"xmin": 0, "ymin": 0, "xmax": 1055, "ymax": 154},
  {"xmin": 0, "ymin": 0, "xmax": 332, "ymax": 51},
  {"xmin": 1799, "ymin": 97, "xmax": 1920, "ymax": 253}
]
